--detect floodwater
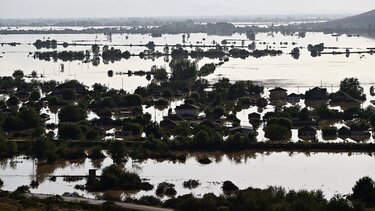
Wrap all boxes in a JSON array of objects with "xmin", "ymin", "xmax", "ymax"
[
  {"xmin": 1, "ymin": 152, "xmax": 375, "ymax": 199},
  {"xmin": 1, "ymin": 28, "xmax": 375, "ymax": 198}
]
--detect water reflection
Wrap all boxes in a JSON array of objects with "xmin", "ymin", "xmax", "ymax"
[{"xmin": 1, "ymin": 151, "xmax": 375, "ymax": 199}]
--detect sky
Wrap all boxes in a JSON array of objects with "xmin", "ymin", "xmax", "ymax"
[{"xmin": 0, "ymin": 0, "xmax": 374, "ymax": 19}]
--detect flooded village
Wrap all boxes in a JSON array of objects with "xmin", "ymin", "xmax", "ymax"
[{"xmin": 1, "ymin": 2, "xmax": 375, "ymax": 210}]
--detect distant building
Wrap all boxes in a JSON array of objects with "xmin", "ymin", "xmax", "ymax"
[
  {"xmin": 350, "ymin": 128, "xmax": 370, "ymax": 137},
  {"xmin": 160, "ymin": 119, "xmax": 178, "ymax": 130},
  {"xmin": 338, "ymin": 126, "xmax": 351, "ymax": 137},
  {"xmin": 305, "ymin": 87, "xmax": 328, "ymax": 101},
  {"xmin": 269, "ymin": 87, "xmax": 287, "ymax": 101},
  {"xmin": 199, "ymin": 120, "xmax": 220, "ymax": 129},
  {"xmin": 287, "ymin": 93, "xmax": 301, "ymax": 104},
  {"xmin": 175, "ymin": 103, "xmax": 199, "ymax": 117},
  {"xmin": 229, "ymin": 125, "xmax": 254, "ymax": 135},
  {"xmin": 298, "ymin": 126, "xmax": 317, "ymax": 139}
]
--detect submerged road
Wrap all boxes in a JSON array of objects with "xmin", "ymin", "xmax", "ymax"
[{"xmin": 25, "ymin": 193, "xmax": 174, "ymax": 211}]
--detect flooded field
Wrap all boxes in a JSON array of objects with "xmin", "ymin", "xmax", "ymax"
[
  {"xmin": 1, "ymin": 32, "xmax": 375, "ymax": 92},
  {"xmin": 1, "ymin": 152, "xmax": 375, "ymax": 199}
]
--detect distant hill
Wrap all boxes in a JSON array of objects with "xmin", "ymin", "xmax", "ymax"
[{"xmin": 319, "ymin": 9, "xmax": 375, "ymax": 28}]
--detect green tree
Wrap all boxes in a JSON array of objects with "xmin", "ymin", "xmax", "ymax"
[
  {"xmin": 339, "ymin": 77, "xmax": 366, "ymax": 101},
  {"xmin": 33, "ymin": 137, "xmax": 58, "ymax": 161},
  {"xmin": 12, "ymin": 70, "xmax": 24, "ymax": 79},
  {"xmin": 19, "ymin": 108, "xmax": 41, "ymax": 129},
  {"xmin": 170, "ymin": 59, "xmax": 198, "ymax": 81},
  {"xmin": 151, "ymin": 66, "xmax": 168, "ymax": 80},
  {"xmin": 58, "ymin": 105, "xmax": 86, "ymax": 122},
  {"xmin": 351, "ymin": 176, "xmax": 375, "ymax": 206},
  {"xmin": 58, "ymin": 122, "xmax": 82, "ymax": 140},
  {"xmin": 29, "ymin": 89, "xmax": 41, "ymax": 101},
  {"xmin": 109, "ymin": 140, "xmax": 126, "ymax": 164},
  {"xmin": 62, "ymin": 88, "xmax": 76, "ymax": 100},
  {"xmin": 194, "ymin": 130, "xmax": 210, "ymax": 146},
  {"xmin": 212, "ymin": 106, "xmax": 225, "ymax": 118},
  {"xmin": 6, "ymin": 95, "xmax": 19, "ymax": 107}
]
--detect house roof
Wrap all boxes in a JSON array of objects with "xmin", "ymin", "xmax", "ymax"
[
  {"xmin": 288, "ymin": 93, "xmax": 300, "ymax": 97},
  {"xmin": 308, "ymin": 87, "xmax": 328, "ymax": 93},
  {"xmin": 270, "ymin": 87, "xmax": 287, "ymax": 92},
  {"xmin": 229, "ymin": 125, "xmax": 253, "ymax": 132},
  {"xmin": 298, "ymin": 126, "xmax": 316, "ymax": 132},
  {"xmin": 175, "ymin": 103, "xmax": 199, "ymax": 110}
]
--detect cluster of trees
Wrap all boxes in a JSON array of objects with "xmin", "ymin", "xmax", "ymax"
[
  {"xmin": 34, "ymin": 51, "xmax": 86, "ymax": 62},
  {"xmin": 102, "ymin": 45, "xmax": 131, "ymax": 61},
  {"xmin": 307, "ymin": 43, "xmax": 325, "ymax": 57},
  {"xmin": 33, "ymin": 39, "xmax": 57, "ymax": 49},
  {"xmin": 122, "ymin": 176, "xmax": 375, "ymax": 211},
  {"xmin": 264, "ymin": 117, "xmax": 292, "ymax": 141},
  {"xmin": 86, "ymin": 164, "xmax": 153, "ymax": 191},
  {"xmin": 330, "ymin": 77, "xmax": 367, "ymax": 102}
]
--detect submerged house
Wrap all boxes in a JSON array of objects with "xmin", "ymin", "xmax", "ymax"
[
  {"xmin": 287, "ymin": 93, "xmax": 301, "ymax": 104},
  {"xmin": 175, "ymin": 103, "xmax": 199, "ymax": 117},
  {"xmin": 160, "ymin": 119, "xmax": 178, "ymax": 130},
  {"xmin": 229, "ymin": 125, "xmax": 254, "ymax": 135},
  {"xmin": 298, "ymin": 126, "xmax": 317, "ymax": 139},
  {"xmin": 269, "ymin": 87, "xmax": 287, "ymax": 101},
  {"xmin": 305, "ymin": 87, "xmax": 328, "ymax": 101},
  {"xmin": 338, "ymin": 126, "xmax": 351, "ymax": 137},
  {"xmin": 199, "ymin": 120, "xmax": 221, "ymax": 129}
]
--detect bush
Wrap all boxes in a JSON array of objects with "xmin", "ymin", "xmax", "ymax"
[
  {"xmin": 156, "ymin": 182, "xmax": 177, "ymax": 197},
  {"xmin": 222, "ymin": 181, "xmax": 239, "ymax": 192},
  {"xmin": 15, "ymin": 185, "xmax": 30, "ymax": 194},
  {"xmin": 183, "ymin": 180, "xmax": 200, "ymax": 189}
]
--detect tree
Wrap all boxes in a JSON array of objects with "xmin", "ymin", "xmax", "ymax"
[
  {"xmin": 264, "ymin": 124, "xmax": 291, "ymax": 141},
  {"xmin": 194, "ymin": 130, "xmax": 210, "ymax": 146},
  {"xmin": 92, "ymin": 44, "xmax": 100, "ymax": 55},
  {"xmin": 291, "ymin": 47, "xmax": 300, "ymax": 59},
  {"xmin": 12, "ymin": 70, "xmax": 24, "ymax": 79},
  {"xmin": 58, "ymin": 122, "xmax": 82, "ymax": 140},
  {"xmin": 29, "ymin": 89, "xmax": 41, "ymax": 101},
  {"xmin": 58, "ymin": 105, "xmax": 86, "ymax": 122},
  {"xmin": 99, "ymin": 164, "xmax": 143, "ymax": 190},
  {"xmin": 19, "ymin": 108, "xmax": 41, "ymax": 129},
  {"xmin": 62, "ymin": 88, "xmax": 76, "ymax": 100},
  {"xmin": 339, "ymin": 77, "xmax": 366, "ymax": 101},
  {"xmin": 33, "ymin": 137, "xmax": 58, "ymax": 161},
  {"xmin": 109, "ymin": 140, "xmax": 126, "ymax": 164},
  {"xmin": 198, "ymin": 63, "xmax": 216, "ymax": 77},
  {"xmin": 6, "ymin": 95, "xmax": 19, "ymax": 107},
  {"xmin": 222, "ymin": 181, "xmax": 239, "ymax": 192},
  {"xmin": 351, "ymin": 176, "xmax": 375, "ymax": 206},
  {"xmin": 3, "ymin": 116, "xmax": 24, "ymax": 131},
  {"xmin": 212, "ymin": 106, "xmax": 225, "ymax": 118},
  {"xmin": 151, "ymin": 65, "xmax": 168, "ymax": 80},
  {"xmin": 0, "ymin": 137, "xmax": 17, "ymax": 158},
  {"xmin": 170, "ymin": 59, "xmax": 198, "ymax": 81}
]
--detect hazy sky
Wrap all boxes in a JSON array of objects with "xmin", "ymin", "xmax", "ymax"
[{"xmin": 0, "ymin": 0, "xmax": 374, "ymax": 19}]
